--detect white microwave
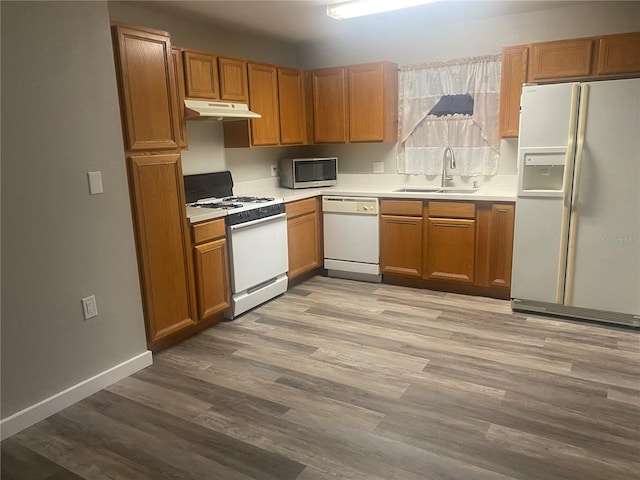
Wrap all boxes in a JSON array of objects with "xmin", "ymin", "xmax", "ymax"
[{"xmin": 279, "ymin": 157, "xmax": 338, "ymax": 189}]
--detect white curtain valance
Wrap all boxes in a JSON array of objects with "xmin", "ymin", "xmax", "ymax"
[{"xmin": 397, "ymin": 55, "xmax": 502, "ymax": 176}]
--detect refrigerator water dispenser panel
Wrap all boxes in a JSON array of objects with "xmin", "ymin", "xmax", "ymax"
[{"xmin": 518, "ymin": 147, "xmax": 567, "ymax": 195}]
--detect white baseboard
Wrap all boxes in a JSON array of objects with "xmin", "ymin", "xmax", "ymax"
[{"xmin": 0, "ymin": 350, "xmax": 153, "ymax": 440}]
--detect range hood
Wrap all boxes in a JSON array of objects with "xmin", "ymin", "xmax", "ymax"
[{"xmin": 184, "ymin": 99, "xmax": 261, "ymax": 121}]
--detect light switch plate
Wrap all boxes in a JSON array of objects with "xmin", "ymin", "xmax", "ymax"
[{"xmin": 87, "ymin": 171, "xmax": 103, "ymax": 195}]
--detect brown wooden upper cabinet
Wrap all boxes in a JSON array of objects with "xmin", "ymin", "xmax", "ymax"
[
  {"xmin": 278, "ymin": 68, "xmax": 307, "ymax": 145},
  {"xmin": 529, "ymin": 38, "xmax": 594, "ymax": 82},
  {"xmin": 182, "ymin": 49, "xmax": 220, "ymax": 100},
  {"xmin": 310, "ymin": 66, "xmax": 348, "ymax": 143},
  {"xmin": 498, "ymin": 45, "xmax": 528, "ymax": 138},
  {"xmin": 111, "ymin": 24, "xmax": 181, "ymax": 152},
  {"xmin": 309, "ymin": 61, "xmax": 398, "ymax": 144},
  {"xmin": 170, "ymin": 47, "xmax": 189, "ymax": 149},
  {"xmin": 218, "ymin": 57, "xmax": 248, "ymax": 102},
  {"xmin": 596, "ymin": 32, "xmax": 640, "ymax": 76},
  {"xmin": 182, "ymin": 50, "xmax": 249, "ymax": 102},
  {"xmin": 499, "ymin": 31, "xmax": 640, "ymax": 138},
  {"xmin": 348, "ymin": 62, "xmax": 398, "ymax": 143},
  {"xmin": 247, "ymin": 63, "xmax": 280, "ymax": 146},
  {"xmin": 223, "ymin": 64, "xmax": 305, "ymax": 148}
]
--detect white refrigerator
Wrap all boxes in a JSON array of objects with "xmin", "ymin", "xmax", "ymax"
[{"xmin": 511, "ymin": 78, "xmax": 640, "ymax": 327}]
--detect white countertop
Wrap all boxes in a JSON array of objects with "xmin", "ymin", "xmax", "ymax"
[{"xmin": 187, "ymin": 175, "xmax": 517, "ymax": 224}]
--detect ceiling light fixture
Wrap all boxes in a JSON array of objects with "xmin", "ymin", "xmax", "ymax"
[{"xmin": 326, "ymin": 0, "xmax": 441, "ymax": 20}]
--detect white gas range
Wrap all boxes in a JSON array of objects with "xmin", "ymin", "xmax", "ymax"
[{"xmin": 185, "ymin": 172, "xmax": 288, "ymax": 319}]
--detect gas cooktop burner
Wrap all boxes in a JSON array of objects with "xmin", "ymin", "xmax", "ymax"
[
  {"xmin": 196, "ymin": 202, "xmax": 243, "ymax": 210},
  {"xmin": 225, "ymin": 196, "xmax": 275, "ymax": 203}
]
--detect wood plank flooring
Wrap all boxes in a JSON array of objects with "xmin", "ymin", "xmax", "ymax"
[{"xmin": 3, "ymin": 275, "xmax": 639, "ymax": 479}]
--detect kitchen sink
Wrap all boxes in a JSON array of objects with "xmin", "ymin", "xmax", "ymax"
[
  {"xmin": 393, "ymin": 187, "xmax": 442, "ymax": 193},
  {"xmin": 437, "ymin": 187, "xmax": 479, "ymax": 194},
  {"xmin": 393, "ymin": 187, "xmax": 479, "ymax": 194}
]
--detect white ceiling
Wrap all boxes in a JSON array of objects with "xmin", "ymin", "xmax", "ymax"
[{"xmin": 130, "ymin": 0, "xmax": 587, "ymax": 45}]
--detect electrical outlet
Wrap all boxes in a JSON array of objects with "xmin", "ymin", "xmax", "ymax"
[
  {"xmin": 270, "ymin": 165, "xmax": 279, "ymax": 177},
  {"xmin": 81, "ymin": 295, "xmax": 98, "ymax": 320},
  {"xmin": 373, "ymin": 161, "xmax": 384, "ymax": 173}
]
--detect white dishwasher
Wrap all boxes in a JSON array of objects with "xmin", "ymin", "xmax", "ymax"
[{"xmin": 323, "ymin": 196, "xmax": 381, "ymax": 282}]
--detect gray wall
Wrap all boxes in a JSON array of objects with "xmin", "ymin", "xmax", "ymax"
[{"xmin": 1, "ymin": 1, "xmax": 148, "ymax": 418}]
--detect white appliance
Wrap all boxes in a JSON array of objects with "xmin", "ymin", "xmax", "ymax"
[
  {"xmin": 511, "ymin": 79, "xmax": 640, "ymax": 327},
  {"xmin": 226, "ymin": 209, "xmax": 288, "ymax": 318},
  {"xmin": 323, "ymin": 196, "xmax": 381, "ymax": 282},
  {"xmin": 184, "ymin": 172, "xmax": 288, "ymax": 319},
  {"xmin": 184, "ymin": 99, "xmax": 261, "ymax": 121}
]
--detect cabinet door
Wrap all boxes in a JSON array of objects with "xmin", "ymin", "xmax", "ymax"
[
  {"xmin": 311, "ymin": 67, "xmax": 347, "ymax": 143},
  {"xmin": 380, "ymin": 215, "xmax": 423, "ymax": 277},
  {"xmin": 287, "ymin": 211, "xmax": 321, "ymax": 279},
  {"xmin": 194, "ymin": 238, "xmax": 230, "ymax": 319},
  {"xmin": 348, "ymin": 62, "xmax": 397, "ymax": 143},
  {"xmin": 278, "ymin": 68, "xmax": 306, "ymax": 145},
  {"xmin": 219, "ymin": 57, "xmax": 248, "ymax": 102},
  {"xmin": 248, "ymin": 63, "xmax": 280, "ymax": 146},
  {"xmin": 499, "ymin": 46, "xmax": 528, "ymax": 138},
  {"xmin": 171, "ymin": 47, "xmax": 189, "ymax": 149},
  {"xmin": 595, "ymin": 32, "xmax": 640, "ymax": 76},
  {"xmin": 426, "ymin": 218, "xmax": 476, "ymax": 283},
  {"xmin": 529, "ymin": 39, "xmax": 593, "ymax": 81},
  {"xmin": 128, "ymin": 154, "xmax": 197, "ymax": 345},
  {"xmin": 183, "ymin": 50, "xmax": 219, "ymax": 99},
  {"xmin": 488, "ymin": 204, "xmax": 515, "ymax": 288},
  {"xmin": 112, "ymin": 25, "xmax": 180, "ymax": 152}
]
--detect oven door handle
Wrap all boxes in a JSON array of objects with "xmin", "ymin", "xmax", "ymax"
[{"xmin": 228, "ymin": 212, "xmax": 287, "ymax": 231}]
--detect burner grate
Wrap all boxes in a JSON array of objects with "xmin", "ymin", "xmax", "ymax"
[{"xmin": 226, "ymin": 196, "xmax": 275, "ymax": 203}]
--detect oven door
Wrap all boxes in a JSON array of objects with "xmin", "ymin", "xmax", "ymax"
[{"xmin": 227, "ymin": 213, "xmax": 288, "ymax": 293}]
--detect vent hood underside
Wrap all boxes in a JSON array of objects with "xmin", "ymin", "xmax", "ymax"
[{"xmin": 184, "ymin": 99, "xmax": 261, "ymax": 121}]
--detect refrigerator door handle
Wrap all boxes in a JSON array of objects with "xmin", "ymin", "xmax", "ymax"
[
  {"xmin": 556, "ymin": 84, "xmax": 581, "ymax": 303},
  {"xmin": 564, "ymin": 84, "xmax": 590, "ymax": 305}
]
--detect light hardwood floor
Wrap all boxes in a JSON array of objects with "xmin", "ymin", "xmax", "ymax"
[{"xmin": 3, "ymin": 275, "xmax": 639, "ymax": 480}]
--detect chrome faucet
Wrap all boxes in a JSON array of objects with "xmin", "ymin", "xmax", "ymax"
[{"xmin": 442, "ymin": 146, "xmax": 456, "ymax": 188}]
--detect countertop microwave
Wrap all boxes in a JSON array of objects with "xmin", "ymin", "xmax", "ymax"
[{"xmin": 279, "ymin": 157, "xmax": 338, "ymax": 189}]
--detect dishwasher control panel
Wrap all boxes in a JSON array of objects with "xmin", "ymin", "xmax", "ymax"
[{"xmin": 322, "ymin": 196, "xmax": 379, "ymax": 215}]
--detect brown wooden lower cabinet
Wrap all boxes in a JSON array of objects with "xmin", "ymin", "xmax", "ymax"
[
  {"xmin": 193, "ymin": 229, "xmax": 230, "ymax": 320},
  {"xmin": 127, "ymin": 154, "xmax": 197, "ymax": 347},
  {"xmin": 487, "ymin": 204, "xmax": 515, "ymax": 287},
  {"xmin": 380, "ymin": 200, "xmax": 423, "ymax": 277},
  {"xmin": 379, "ymin": 198, "xmax": 515, "ymax": 298},
  {"xmin": 285, "ymin": 197, "xmax": 322, "ymax": 280},
  {"xmin": 425, "ymin": 201, "xmax": 476, "ymax": 283},
  {"xmin": 426, "ymin": 217, "xmax": 476, "ymax": 283}
]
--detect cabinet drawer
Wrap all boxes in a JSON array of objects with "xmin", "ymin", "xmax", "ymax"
[
  {"xmin": 192, "ymin": 218, "xmax": 226, "ymax": 244},
  {"xmin": 286, "ymin": 197, "xmax": 318, "ymax": 218},
  {"xmin": 428, "ymin": 201, "xmax": 475, "ymax": 219},
  {"xmin": 381, "ymin": 199, "xmax": 423, "ymax": 216}
]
